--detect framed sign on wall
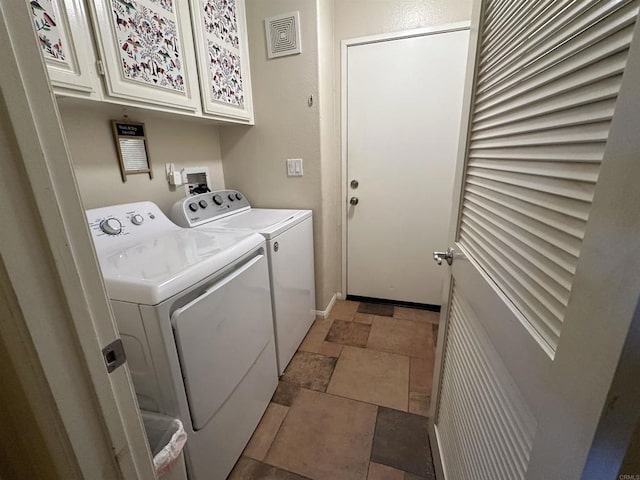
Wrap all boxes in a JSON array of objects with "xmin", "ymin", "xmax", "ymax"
[{"xmin": 111, "ymin": 120, "xmax": 152, "ymax": 182}]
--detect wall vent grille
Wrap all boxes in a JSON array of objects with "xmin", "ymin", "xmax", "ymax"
[{"xmin": 265, "ymin": 11, "xmax": 302, "ymax": 59}]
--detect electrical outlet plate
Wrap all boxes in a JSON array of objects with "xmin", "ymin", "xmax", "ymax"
[{"xmin": 287, "ymin": 158, "xmax": 303, "ymax": 176}]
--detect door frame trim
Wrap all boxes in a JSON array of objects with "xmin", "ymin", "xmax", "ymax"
[
  {"xmin": 0, "ymin": 2, "xmax": 155, "ymax": 478},
  {"xmin": 424, "ymin": 6, "xmax": 485, "ymax": 480},
  {"xmin": 340, "ymin": 21, "xmax": 471, "ymax": 300}
]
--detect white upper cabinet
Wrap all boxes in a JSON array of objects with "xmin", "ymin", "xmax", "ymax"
[
  {"xmin": 89, "ymin": 0, "xmax": 201, "ymax": 112},
  {"xmin": 29, "ymin": 0, "xmax": 102, "ymax": 99},
  {"xmin": 190, "ymin": 0, "xmax": 254, "ymax": 123},
  {"xmin": 29, "ymin": 0, "xmax": 255, "ymax": 122}
]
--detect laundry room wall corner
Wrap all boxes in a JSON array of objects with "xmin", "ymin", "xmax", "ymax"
[{"xmin": 219, "ymin": 0, "xmax": 337, "ymax": 309}]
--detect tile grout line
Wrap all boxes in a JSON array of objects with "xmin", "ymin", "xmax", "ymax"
[
  {"xmin": 274, "ymin": 382, "xmax": 430, "ymax": 418},
  {"xmin": 259, "ymin": 404, "xmax": 291, "ymax": 470}
]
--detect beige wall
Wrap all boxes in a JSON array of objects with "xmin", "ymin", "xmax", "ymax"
[
  {"xmin": 219, "ymin": 0, "xmax": 329, "ymax": 307},
  {"xmin": 58, "ymin": 100, "xmax": 225, "ymax": 213},
  {"xmin": 334, "ymin": 0, "xmax": 473, "ymax": 40},
  {"xmin": 219, "ymin": 0, "xmax": 321, "ymax": 211}
]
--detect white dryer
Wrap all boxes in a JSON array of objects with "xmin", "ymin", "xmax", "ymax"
[
  {"xmin": 171, "ymin": 190, "xmax": 316, "ymax": 374},
  {"xmin": 86, "ymin": 202, "xmax": 278, "ymax": 480}
]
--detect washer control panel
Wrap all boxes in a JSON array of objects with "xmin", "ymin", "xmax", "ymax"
[
  {"xmin": 171, "ymin": 190, "xmax": 251, "ymax": 228},
  {"xmin": 86, "ymin": 201, "xmax": 178, "ymax": 252}
]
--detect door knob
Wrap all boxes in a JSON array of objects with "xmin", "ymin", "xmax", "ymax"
[
  {"xmin": 350, "ymin": 179, "xmax": 359, "ymax": 189},
  {"xmin": 350, "ymin": 197, "xmax": 359, "ymax": 206},
  {"xmin": 433, "ymin": 247, "xmax": 454, "ymax": 266}
]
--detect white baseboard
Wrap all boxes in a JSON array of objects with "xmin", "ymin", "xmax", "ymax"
[{"xmin": 313, "ymin": 292, "xmax": 339, "ymax": 318}]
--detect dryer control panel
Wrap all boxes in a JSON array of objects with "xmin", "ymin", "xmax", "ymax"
[
  {"xmin": 86, "ymin": 201, "xmax": 179, "ymax": 253},
  {"xmin": 171, "ymin": 190, "xmax": 251, "ymax": 228}
]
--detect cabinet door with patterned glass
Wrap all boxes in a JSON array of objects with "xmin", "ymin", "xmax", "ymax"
[
  {"xmin": 190, "ymin": 0, "xmax": 254, "ymax": 123},
  {"xmin": 90, "ymin": 0, "xmax": 200, "ymax": 112},
  {"xmin": 28, "ymin": 0, "xmax": 102, "ymax": 99}
]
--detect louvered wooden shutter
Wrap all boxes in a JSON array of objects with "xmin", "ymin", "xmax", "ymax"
[
  {"xmin": 458, "ymin": 0, "xmax": 639, "ymax": 351},
  {"xmin": 438, "ymin": 286, "xmax": 537, "ymax": 480}
]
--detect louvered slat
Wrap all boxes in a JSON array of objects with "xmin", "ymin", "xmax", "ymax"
[
  {"xmin": 462, "ymin": 201, "xmax": 579, "ymax": 274},
  {"xmin": 477, "ymin": 25, "xmax": 634, "ymax": 112},
  {"xmin": 480, "ymin": 0, "xmax": 575, "ymax": 62},
  {"xmin": 462, "ymin": 213, "xmax": 571, "ymax": 305},
  {"xmin": 467, "ymin": 159, "xmax": 600, "ymax": 183},
  {"xmin": 437, "ymin": 289, "xmax": 537, "ymax": 480},
  {"xmin": 465, "ymin": 168, "xmax": 596, "ymax": 203},
  {"xmin": 480, "ymin": 0, "xmax": 555, "ymax": 54},
  {"xmin": 473, "ymin": 75, "xmax": 622, "ymax": 128},
  {"xmin": 463, "ymin": 209, "xmax": 574, "ymax": 291},
  {"xmin": 465, "ymin": 183, "xmax": 588, "ymax": 240},
  {"xmin": 457, "ymin": 0, "xmax": 638, "ymax": 350},
  {"xmin": 475, "ymin": 50, "xmax": 628, "ymax": 116},
  {"xmin": 468, "ymin": 143, "xmax": 606, "ymax": 163},
  {"xmin": 478, "ymin": 1, "xmax": 637, "ymax": 92},
  {"xmin": 471, "ymin": 99, "xmax": 617, "ymax": 140},
  {"xmin": 479, "ymin": 0, "xmax": 631, "ymax": 85}
]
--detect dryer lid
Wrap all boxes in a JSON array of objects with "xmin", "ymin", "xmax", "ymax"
[{"xmin": 97, "ymin": 229, "xmax": 265, "ymax": 305}]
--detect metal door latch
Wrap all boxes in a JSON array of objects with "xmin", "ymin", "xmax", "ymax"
[
  {"xmin": 433, "ymin": 247, "xmax": 455, "ymax": 266},
  {"xmin": 102, "ymin": 338, "xmax": 126, "ymax": 373},
  {"xmin": 349, "ymin": 197, "xmax": 359, "ymax": 206}
]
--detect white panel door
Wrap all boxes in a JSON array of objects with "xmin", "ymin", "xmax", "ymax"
[
  {"xmin": 346, "ymin": 27, "xmax": 469, "ymax": 305},
  {"xmin": 431, "ymin": 1, "xmax": 640, "ymax": 479}
]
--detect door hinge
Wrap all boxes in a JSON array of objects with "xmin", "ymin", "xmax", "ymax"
[
  {"xmin": 96, "ymin": 60, "xmax": 105, "ymax": 76},
  {"xmin": 102, "ymin": 338, "xmax": 126, "ymax": 373}
]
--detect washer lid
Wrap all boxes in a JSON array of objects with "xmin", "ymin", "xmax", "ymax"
[
  {"xmin": 97, "ymin": 229, "xmax": 264, "ymax": 305},
  {"xmin": 204, "ymin": 209, "xmax": 312, "ymax": 239}
]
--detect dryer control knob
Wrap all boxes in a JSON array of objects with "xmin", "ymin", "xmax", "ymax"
[
  {"xmin": 131, "ymin": 214, "xmax": 144, "ymax": 225},
  {"xmin": 228, "ymin": 194, "xmax": 235, "ymax": 201},
  {"xmin": 188, "ymin": 203, "xmax": 198, "ymax": 212},
  {"xmin": 100, "ymin": 218, "xmax": 122, "ymax": 235},
  {"xmin": 235, "ymin": 193, "xmax": 242, "ymax": 200},
  {"xmin": 213, "ymin": 195, "xmax": 223, "ymax": 205},
  {"xmin": 199, "ymin": 200, "xmax": 208, "ymax": 209}
]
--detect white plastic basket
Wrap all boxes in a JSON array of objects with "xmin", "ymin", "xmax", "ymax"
[{"xmin": 141, "ymin": 411, "xmax": 188, "ymax": 478}]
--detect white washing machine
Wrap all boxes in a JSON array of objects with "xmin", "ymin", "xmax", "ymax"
[
  {"xmin": 86, "ymin": 202, "xmax": 278, "ymax": 480},
  {"xmin": 171, "ymin": 190, "xmax": 316, "ymax": 374}
]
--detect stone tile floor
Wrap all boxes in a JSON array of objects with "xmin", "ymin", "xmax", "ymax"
[{"xmin": 228, "ymin": 300, "xmax": 440, "ymax": 480}]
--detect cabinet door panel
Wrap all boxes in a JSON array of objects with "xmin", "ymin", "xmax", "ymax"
[
  {"xmin": 191, "ymin": 0, "xmax": 254, "ymax": 122},
  {"xmin": 91, "ymin": 0, "xmax": 200, "ymax": 111},
  {"xmin": 29, "ymin": 0, "xmax": 101, "ymax": 98}
]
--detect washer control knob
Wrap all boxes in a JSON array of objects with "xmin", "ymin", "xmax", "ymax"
[
  {"xmin": 100, "ymin": 218, "xmax": 122, "ymax": 235},
  {"xmin": 199, "ymin": 200, "xmax": 208, "ymax": 209},
  {"xmin": 235, "ymin": 193, "xmax": 242, "ymax": 200},
  {"xmin": 213, "ymin": 194, "xmax": 223, "ymax": 205},
  {"xmin": 131, "ymin": 214, "xmax": 144, "ymax": 226},
  {"xmin": 228, "ymin": 194, "xmax": 235, "ymax": 201},
  {"xmin": 188, "ymin": 203, "xmax": 198, "ymax": 212}
]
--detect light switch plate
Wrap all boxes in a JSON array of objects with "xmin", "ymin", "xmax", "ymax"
[{"xmin": 287, "ymin": 158, "xmax": 303, "ymax": 176}]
